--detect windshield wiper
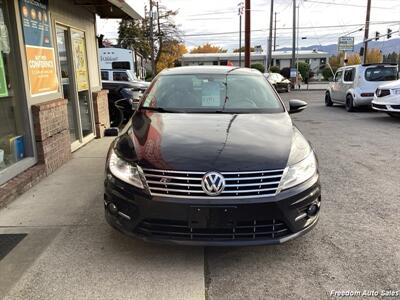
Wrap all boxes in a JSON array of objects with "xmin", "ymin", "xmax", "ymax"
[{"xmin": 140, "ymin": 107, "xmax": 179, "ymax": 113}]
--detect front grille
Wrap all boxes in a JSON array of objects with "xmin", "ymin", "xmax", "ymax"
[
  {"xmin": 376, "ymin": 89, "xmax": 391, "ymax": 97},
  {"xmin": 136, "ymin": 218, "xmax": 290, "ymax": 241},
  {"xmin": 373, "ymin": 103, "xmax": 387, "ymax": 109},
  {"xmin": 142, "ymin": 168, "xmax": 284, "ymax": 199}
]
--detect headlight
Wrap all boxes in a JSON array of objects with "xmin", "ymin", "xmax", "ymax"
[
  {"xmin": 279, "ymin": 151, "xmax": 317, "ymax": 191},
  {"xmin": 391, "ymin": 88, "xmax": 400, "ymax": 95},
  {"xmin": 108, "ymin": 149, "xmax": 144, "ymax": 189}
]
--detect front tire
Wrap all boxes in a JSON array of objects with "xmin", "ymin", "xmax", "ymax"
[
  {"xmin": 325, "ymin": 92, "xmax": 333, "ymax": 107},
  {"xmin": 345, "ymin": 95, "xmax": 355, "ymax": 112}
]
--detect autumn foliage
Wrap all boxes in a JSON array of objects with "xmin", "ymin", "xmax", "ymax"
[
  {"xmin": 190, "ymin": 43, "xmax": 227, "ymax": 54},
  {"xmin": 156, "ymin": 42, "xmax": 188, "ymax": 73}
]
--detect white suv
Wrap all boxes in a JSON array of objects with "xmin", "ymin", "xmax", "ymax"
[
  {"xmin": 325, "ymin": 64, "xmax": 398, "ymax": 112},
  {"xmin": 372, "ymin": 79, "xmax": 400, "ymax": 118}
]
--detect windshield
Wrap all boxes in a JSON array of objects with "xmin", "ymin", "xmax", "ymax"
[
  {"xmin": 365, "ymin": 67, "xmax": 398, "ymax": 82},
  {"xmin": 141, "ymin": 74, "xmax": 284, "ymax": 113},
  {"xmin": 127, "ymin": 70, "xmax": 138, "ymax": 81}
]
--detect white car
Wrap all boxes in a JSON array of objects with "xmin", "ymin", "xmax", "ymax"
[
  {"xmin": 325, "ymin": 64, "xmax": 398, "ymax": 112},
  {"xmin": 372, "ymin": 80, "xmax": 400, "ymax": 118}
]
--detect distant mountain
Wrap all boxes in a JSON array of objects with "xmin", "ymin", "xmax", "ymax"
[{"xmin": 277, "ymin": 38, "xmax": 400, "ymax": 56}]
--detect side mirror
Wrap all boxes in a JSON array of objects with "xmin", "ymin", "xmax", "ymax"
[
  {"xmin": 289, "ymin": 99, "xmax": 307, "ymax": 114},
  {"xmin": 104, "ymin": 127, "xmax": 120, "ymax": 137},
  {"xmin": 131, "ymin": 100, "xmax": 139, "ymax": 111}
]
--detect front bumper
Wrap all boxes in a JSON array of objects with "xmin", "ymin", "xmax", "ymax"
[
  {"xmin": 372, "ymin": 98, "xmax": 400, "ymax": 113},
  {"xmin": 104, "ymin": 173, "xmax": 321, "ymax": 246}
]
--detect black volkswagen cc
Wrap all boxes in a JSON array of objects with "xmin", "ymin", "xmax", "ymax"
[{"xmin": 104, "ymin": 66, "xmax": 321, "ymax": 246}]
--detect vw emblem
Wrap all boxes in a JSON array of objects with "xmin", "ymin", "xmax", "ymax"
[{"xmin": 201, "ymin": 172, "xmax": 225, "ymax": 196}]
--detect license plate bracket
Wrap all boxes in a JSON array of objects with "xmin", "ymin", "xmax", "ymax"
[{"xmin": 189, "ymin": 206, "xmax": 237, "ymax": 228}]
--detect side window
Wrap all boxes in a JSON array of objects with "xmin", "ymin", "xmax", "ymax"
[
  {"xmin": 335, "ymin": 71, "xmax": 343, "ymax": 82},
  {"xmin": 113, "ymin": 72, "xmax": 129, "ymax": 82},
  {"xmin": 344, "ymin": 69, "xmax": 355, "ymax": 82},
  {"xmin": 101, "ymin": 71, "xmax": 109, "ymax": 80}
]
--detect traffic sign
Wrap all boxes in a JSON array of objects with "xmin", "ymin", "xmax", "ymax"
[{"xmin": 338, "ymin": 36, "xmax": 354, "ymax": 52}]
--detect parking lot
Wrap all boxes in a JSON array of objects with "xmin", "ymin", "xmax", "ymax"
[
  {"xmin": 206, "ymin": 91, "xmax": 400, "ymax": 299},
  {"xmin": 1, "ymin": 90, "xmax": 399, "ymax": 299}
]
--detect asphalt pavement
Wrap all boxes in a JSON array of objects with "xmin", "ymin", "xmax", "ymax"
[
  {"xmin": 206, "ymin": 91, "xmax": 400, "ymax": 299},
  {"xmin": 0, "ymin": 91, "xmax": 399, "ymax": 300}
]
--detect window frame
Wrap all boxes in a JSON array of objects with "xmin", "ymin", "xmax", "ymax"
[{"xmin": 343, "ymin": 68, "xmax": 355, "ymax": 83}]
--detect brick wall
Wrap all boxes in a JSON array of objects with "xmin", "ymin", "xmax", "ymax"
[
  {"xmin": 92, "ymin": 90, "xmax": 110, "ymax": 138},
  {"xmin": 32, "ymin": 98, "xmax": 72, "ymax": 175},
  {"xmin": 0, "ymin": 165, "xmax": 46, "ymax": 209}
]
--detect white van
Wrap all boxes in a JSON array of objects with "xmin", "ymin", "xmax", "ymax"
[
  {"xmin": 325, "ymin": 64, "xmax": 398, "ymax": 112},
  {"xmin": 99, "ymin": 48, "xmax": 146, "ymax": 80}
]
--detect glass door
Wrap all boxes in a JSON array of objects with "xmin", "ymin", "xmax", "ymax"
[
  {"xmin": 71, "ymin": 30, "xmax": 93, "ymax": 139},
  {"xmin": 56, "ymin": 26, "xmax": 79, "ymax": 143},
  {"xmin": 55, "ymin": 25, "xmax": 94, "ymax": 150}
]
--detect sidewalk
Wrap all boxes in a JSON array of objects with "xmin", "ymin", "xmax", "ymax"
[
  {"xmin": 294, "ymin": 82, "xmax": 329, "ymax": 91},
  {"xmin": 0, "ymin": 138, "xmax": 204, "ymax": 300}
]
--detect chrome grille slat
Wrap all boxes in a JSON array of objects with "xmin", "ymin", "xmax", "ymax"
[
  {"xmin": 147, "ymin": 181, "xmax": 202, "ymax": 187},
  {"xmin": 225, "ymin": 181, "xmax": 280, "ymax": 187},
  {"xmin": 145, "ymin": 174, "xmax": 202, "ymax": 181},
  {"xmin": 224, "ymin": 175, "xmax": 281, "ymax": 181},
  {"xmin": 142, "ymin": 168, "xmax": 284, "ymax": 199}
]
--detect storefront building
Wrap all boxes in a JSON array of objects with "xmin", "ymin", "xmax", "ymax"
[{"xmin": 0, "ymin": 0, "xmax": 141, "ymax": 203}]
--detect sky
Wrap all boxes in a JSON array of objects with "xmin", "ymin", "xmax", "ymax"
[{"xmin": 97, "ymin": 0, "xmax": 400, "ymax": 52}]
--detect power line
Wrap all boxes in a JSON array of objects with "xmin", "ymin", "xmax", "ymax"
[{"xmin": 304, "ymin": 0, "xmax": 392, "ymax": 10}]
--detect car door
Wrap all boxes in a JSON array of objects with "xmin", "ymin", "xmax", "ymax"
[
  {"xmin": 341, "ymin": 68, "xmax": 355, "ymax": 100},
  {"xmin": 331, "ymin": 70, "xmax": 343, "ymax": 101}
]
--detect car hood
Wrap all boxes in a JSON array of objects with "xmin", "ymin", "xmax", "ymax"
[
  {"xmin": 378, "ymin": 79, "xmax": 400, "ymax": 89},
  {"xmin": 117, "ymin": 111, "xmax": 295, "ymax": 172}
]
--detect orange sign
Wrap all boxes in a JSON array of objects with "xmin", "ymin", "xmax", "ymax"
[{"xmin": 25, "ymin": 46, "xmax": 58, "ymax": 96}]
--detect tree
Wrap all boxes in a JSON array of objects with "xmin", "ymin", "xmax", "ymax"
[
  {"xmin": 233, "ymin": 46, "xmax": 255, "ymax": 53},
  {"xmin": 346, "ymin": 53, "xmax": 361, "ymax": 65},
  {"xmin": 366, "ymin": 48, "xmax": 383, "ymax": 64},
  {"xmin": 190, "ymin": 43, "xmax": 227, "ymax": 53},
  {"xmin": 156, "ymin": 41, "xmax": 187, "ymax": 73},
  {"xmin": 118, "ymin": 1, "xmax": 182, "ymax": 76},
  {"xmin": 383, "ymin": 51, "xmax": 399, "ymax": 63},
  {"xmin": 251, "ymin": 63, "xmax": 265, "ymax": 73},
  {"xmin": 297, "ymin": 61, "xmax": 310, "ymax": 80},
  {"xmin": 118, "ymin": 18, "xmax": 151, "ymax": 58}
]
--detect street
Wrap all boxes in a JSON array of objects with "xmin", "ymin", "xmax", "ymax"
[{"xmin": 1, "ymin": 91, "xmax": 400, "ymax": 299}]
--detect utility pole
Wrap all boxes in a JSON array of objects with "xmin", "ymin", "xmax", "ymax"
[
  {"xmin": 238, "ymin": 2, "xmax": 244, "ymax": 67},
  {"xmin": 244, "ymin": 0, "xmax": 251, "ymax": 67},
  {"xmin": 296, "ymin": 5, "xmax": 300, "ymax": 88},
  {"xmin": 362, "ymin": 0, "xmax": 372, "ymax": 64},
  {"xmin": 267, "ymin": 0, "xmax": 274, "ymax": 71},
  {"xmin": 149, "ymin": 0, "xmax": 155, "ymax": 77},
  {"xmin": 273, "ymin": 12, "xmax": 277, "ymax": 51},
  {"xmin": 291, "ymin": 0, "xmax": 296, "ymax": 79}
]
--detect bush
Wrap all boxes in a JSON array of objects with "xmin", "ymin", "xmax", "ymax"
[
  {"xmin": 297, "ymin": 61, "xmax": 310, "ymax": 80},
  {"xmin": 269, "ymin": 66, "xmax": 280, "ymax": 73},
  {"xmin": 251, "ymin": 63, "xmax": 265, "ymax": 73},
  {"xmin": 280, "ymin": 67, "xmax": 290, "ymax": 79},
  {"xmin": 322, "ymin": 67, "xmax": 336, "ymax": 81}
]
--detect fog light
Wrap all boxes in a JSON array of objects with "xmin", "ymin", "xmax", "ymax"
[
  {"xmin": 108, "ymin": 203, "xmax": 118, "ymax": 215},
  {"xmin": 307, "ymin": 203, "xmax": 319, "ymax": 217}
]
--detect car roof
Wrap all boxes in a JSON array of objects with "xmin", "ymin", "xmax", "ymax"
[
  {"xmin": 338, "ymin": 63, "xmax": 398, "ymax": 70},
  {"xmin": 159, "ymin": 66, "xmax": 262, "ymax": 76}
]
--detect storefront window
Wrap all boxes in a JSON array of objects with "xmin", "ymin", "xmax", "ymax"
[{"xmin": 0, "ymin": 1, "xmax": 26, "ymax": 172}]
